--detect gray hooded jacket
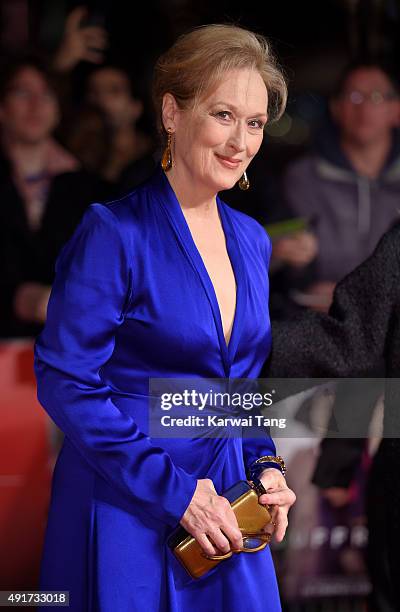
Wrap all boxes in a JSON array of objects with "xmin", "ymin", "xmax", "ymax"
[{"xmin": 283, "ymin": 130, "xmax": 400, "ymax": 281}]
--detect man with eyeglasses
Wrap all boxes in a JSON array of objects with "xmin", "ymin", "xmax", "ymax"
[
  {"xmin": 282, "ymin": 60, "xmax": 400, "ymax": 308},
  {"xmin": 280, "ymin": 62, "xmax": 400, "ymax": 420}
]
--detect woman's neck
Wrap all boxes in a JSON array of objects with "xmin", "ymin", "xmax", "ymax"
[
  {"xmin": 340, "ymin": 134, "xmax": 392, "ymax": 179},
  {"xmin": 165, "ymin": 164, "xmax": 217, "ymax": 219}
]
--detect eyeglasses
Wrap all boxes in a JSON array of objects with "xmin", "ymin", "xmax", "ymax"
[
  {"xmin": 340, "ymin": 90, "xmax": 398, "ymax": 105},
  {"xmin": 201, "ymin": 530, "xmax": 272, "ymax": 560}
]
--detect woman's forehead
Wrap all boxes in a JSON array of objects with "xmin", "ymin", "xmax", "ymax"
[{"xmin": 202, "ymin": 69, "xmax": 268, "ymax": 112}]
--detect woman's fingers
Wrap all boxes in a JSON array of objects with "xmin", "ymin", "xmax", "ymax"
[
  {"xmin": 180, "ymin": 477, "xmax": 293, "ymax": 556},
  {"xmin": 205, "ymin": 528, "xmax": 231, "ymax": 554},
  {"xmin": 196, "ymin": 533, "xmax": 218, "ymax": 557},
  {"xmin": 194, "ymin": 523, "xmax": 242, "ymax": 557},
  {"xmin": 259, "ymin": 487, "xmax": 296, "ymax": 508},
  {"xmin": 262, "ymin": 508, "xmax": 276, "ymax": 537},
  {"xmin": 259, "ymin": 489, "xmax": 295, "ymax": 543},
  {"xmin": 180, "ymin": 479, "xmax": 243, "ymax": 556},
  {"xmin": 220, "ymin": 514, "xmax": 243, "ymax": 551},
  {"xmin": 273, "ymin": 506, "xmax": 289, "ymax": 542},
  {"xmin": 257, "ymin": 477, "xmax": 296, "ymax": 543},
  {"xmin": 261, "ymin": 504, "xmax": 288, "ymax": 542},
  {"xmin": 207, "ymin": 498, "xmax": 243, "ymax": 552}
]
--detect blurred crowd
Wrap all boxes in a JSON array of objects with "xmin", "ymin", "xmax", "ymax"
[
  {"xmin": 1, "ymin": 6, "xmax": 400, "ymax": 340},
  {"xmin": 1, "ymin": 6, "xmax": 400, "ymax": 606},
  {"xmin": 0, "ymin": 6, "xmax": 158, "ymax": 338}
]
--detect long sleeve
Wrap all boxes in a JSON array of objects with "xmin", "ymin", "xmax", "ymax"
[
  {"xmin": 242, "ymin": 435, "xmax": 277, "ymax": 479},
  {"xmin": 266, "ymin": 225, "xmax": 400, "ymax": 379},
  {"xmin": 34, "ymin": 203, "xmax": 197, "ymax": 527},
  {"xmin": 242, "ymin": 230, "xmax": 279, "ymax": 476}
]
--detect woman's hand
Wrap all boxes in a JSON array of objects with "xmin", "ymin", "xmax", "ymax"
[
  {"xmin": 258, "ymin": 468, "xmax": 296, "ymax": 542},
  {"xmin": 180, "ymin": 478, "xmax": 243, "ymax": 557}
]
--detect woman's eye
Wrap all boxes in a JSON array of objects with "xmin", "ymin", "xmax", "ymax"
[
  {"xmin": 248, "ymin": 119, "xmax": 264, "ymax": 129},
  {"xmin": 215, "ymin": 111, "xmax": 232, "ymax": 121}
]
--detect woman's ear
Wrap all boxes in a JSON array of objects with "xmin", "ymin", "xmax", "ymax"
[{"xmin": 161, "ymin": 93, "xmax": 179, "ymax": 132}]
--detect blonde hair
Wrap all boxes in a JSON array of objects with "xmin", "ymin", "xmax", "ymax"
[{"xmin": 152, "ymin": 24, "xmax": 287, "ymax": 141}]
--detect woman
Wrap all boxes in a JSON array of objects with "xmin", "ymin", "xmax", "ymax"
[
  {"xmin": 34, "ymin": 25, "xmax": 295, "ymax": 611},
  {"xmin": 267, "ymin": 222, "xmax": 400, "ymax": 608}
]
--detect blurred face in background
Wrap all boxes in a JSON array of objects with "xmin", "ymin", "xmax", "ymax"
[
  {"xmin": 330, "ymin": 67, "xmax": 399, "ymax": 146},
  {"xmin": 86, "ymin": 67, "xmax": 143, "ymax": 128},
  {"xmin": 0, "ymin": 67, "xmax": 59, "ymax": 145}
]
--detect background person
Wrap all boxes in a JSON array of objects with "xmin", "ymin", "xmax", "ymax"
[
  {"xmin": 267, "ymin": 222, "xmax": 400, "ymax": 611},
  {"xmin": 278, "ymin": 65, "xmax": 400, "ymax": 606},
  {"xmin": 282, "ymin": 60, "xmax": 400, "ymax": 310},
  {"xmin": 64, "ymin": 64, "xmax": 154, "ymax": 185},
  {"xmin": 0, "ymin": 56, "xmax": 107, "ymax": 338}
]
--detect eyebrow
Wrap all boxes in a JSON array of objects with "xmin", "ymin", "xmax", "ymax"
[{"xmin": 211, "ymin": 101, "xmax": 268, "ymax": 118}]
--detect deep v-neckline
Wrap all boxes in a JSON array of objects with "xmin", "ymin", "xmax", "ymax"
[
  {"xmin": 154, "ymin": 168, "xmax": 247, "ymax": 374},
  {"xmin": 181, "ymin": 206, "xmax": 237, "ymax": 348}
]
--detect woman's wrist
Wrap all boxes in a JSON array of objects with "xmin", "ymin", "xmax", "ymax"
[{"xmin": 249, "ymin": 455, "xmax": 287, "ymax": 481}]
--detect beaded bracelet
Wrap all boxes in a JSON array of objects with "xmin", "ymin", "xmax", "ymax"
[{"xmin": 249, "ymin": 455, "xmax": 287, "ymax": 481}]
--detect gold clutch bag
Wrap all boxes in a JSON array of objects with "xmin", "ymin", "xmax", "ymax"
[{"xmin": 167, "ymin": 479, "xmax": 272, "ymax": 579}]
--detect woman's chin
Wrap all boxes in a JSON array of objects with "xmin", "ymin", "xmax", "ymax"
[{"xmin": 214, "ymin": 176, "xmax": 240, "ymax": 192}]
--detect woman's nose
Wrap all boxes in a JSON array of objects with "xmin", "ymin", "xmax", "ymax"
[{"xmin": 228, "ymin": 122, "xmax": 247, "ymax": 152}]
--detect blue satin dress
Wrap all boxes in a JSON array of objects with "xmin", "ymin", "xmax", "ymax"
[{"xmin": 34, "ymin": 166, "xmax": 281, "ymax": 611}]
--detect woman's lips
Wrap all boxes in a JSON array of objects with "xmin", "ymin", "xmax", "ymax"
[{"xmin": 215, "ymin": 153, "xmax": 242, "ymax": 169}]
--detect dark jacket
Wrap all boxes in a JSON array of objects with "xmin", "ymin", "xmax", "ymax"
[
  {"xmin": 0, "ymin": 155, "xmax": 110, "ymax": 337},
  {"xmin": 266, "ymin": 222, "xmax": 400, "ymax": 603}
]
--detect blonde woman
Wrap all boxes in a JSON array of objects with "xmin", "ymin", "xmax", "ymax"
[{"xmin": 35, "ymin": 25, "xmax": 295, "ymax": 611}]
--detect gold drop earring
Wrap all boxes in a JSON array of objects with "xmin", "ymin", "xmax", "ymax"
[
  {"xmin": 238, "ymin": 171, "xmax": 250, "ymax": 190},
  {"xmin": 161, "ymin": 129, "xmax": 173, "ymax": 172}
]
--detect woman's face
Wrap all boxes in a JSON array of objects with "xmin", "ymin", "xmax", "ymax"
[
  {"xmin": 0, "ymin": 67, "xmax": 59, "ymax": 145},
  {"xmin": 164, "ymin": 68, "xmax": 268, "ymax": 193}
]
